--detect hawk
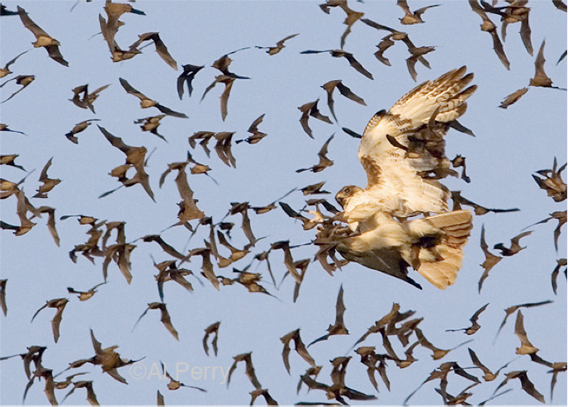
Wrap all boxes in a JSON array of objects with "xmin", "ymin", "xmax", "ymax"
[{"xmin": 318, "ymin": 67, "xmax": 477, "ymax": 289}]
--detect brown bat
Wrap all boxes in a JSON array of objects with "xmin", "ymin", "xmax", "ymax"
[
  {"xmin": 228, "ymin": 202, "xmax": 257, "ymax": 247},
  {"xmin": 61, "ymin": 380, "xmax": 99, "ymax": 405},
  {"xmin": 31, "ymin": 298, "xmax": 69, "ymax": 343},
  {"xmin": 447, "ymin": 303, "xmax": 489, "ymax": 335},
  {"xmin": 415, "ymin": 327, "xmax": 472, "ymax": 360},
  {"xmin": 119, "ymin": 78, "xmax": 187, "ymax": 118},
  {"xmin": 256, "ymin": 33, "xmax": 299, "ymax": 55},
  {"xmin": 450, "ymin": 155, "xmax": 471, "ymax": 183},
  {"xmin": 153, "ymin": 260, "xmax": 194, "ymax": 302},
  {"xmin": 397, "ymin": 0, "xmax": 439, "ymax": 24},
  {"xmin": 280, "ymin": 329, "xmax": 317, "ymax": 373},
  {"xmin": 297, "ymin": 134, "xmax": 334, "ymax": 173},
  {"xmin": 99, "ymin": 1, "xmax": 145, "ymax": 57},
  {"xmin": 0, "ymin": 50, "xmax": 28, "ymax": 78},
  {"xmin": 406, "ymin": 45, "xmax": 436, "ymax": 81},
  {"xmin": 322, "ymin": 80, "xmax": 366, "ymax": 122},
  {"xmin": 134, "ymin": 115, "xmax": 167, "ymax": 141},
  {"xmin": 141, "ymin": 234, "xmax": 188, "ymax": 260},
  {"xmin": 0, "ymin": 154, "xmax": 25, "ymax": 171},
  {"xmin": 36, "ymin": 206, "xmax": 60, "ymax": 246},
  {"xmin": 0, "ymin": 279, "xmax": 7, "ymax": 316},
  {"xmin": 298, "ymin": 99, "xmax": 333, "ymax": 138},
  {"xmin": 17, "ymin": 6, "xmax": 68, "ymax": 66},
  {"xmin": 551, "ymin": 258, "xmax": 567, "ymax": 294},
  {"xmin": 188, "ymin": 131, "xmax": 215, "ymax": 156},
  {"xmin": 320, "ymin": 1, "xmax": 364, "ymax": 48},
  {"xmin": 236, "ymin": 114, "xmax": 267, "ymax": 144},
  {"xmin": 468, "ymin": 348, "xmax": 512, "ymax": 381},
  {"xmin": 65, "ymin": 119, "xmax": 101, "ymax": 144},
  {"xmin": 495, "ymin": 299, "xmax": 553, "ymax": 339},
  {"xmin": 159, "ymin": 361, "xmax": 206, "ymax": 391},
  {"xmin": 214, "ymin": 132, "xmax": 237, "ymax": 168},
  {"xmin": 128, "ymin": 32, "xmax": 177, "ymax": 70},
  {"xmin": 532, "ymin": 158, "xmax": 567, "ymax": 202},
  {"xmin": 469, "ymin": 0, "xmax": 510, "ymax": 70},
  {"xmin": 70, "ymin": 84, "xmax": 110, "ymax": 113},
  {"xmin": 102, "ymin": 242, "xmax": 136, "ymax": 283},
  {"xmin": 33, "ymin": 157, "xmax": 61, "ymax": 198},
  {"xmin": 203, "ymin": 321, "xmax": 220, "ymax": 356},
  {"xmin": 0, "ymin": 123, "xmax": 26, "ymax": 135},
  {"xmin": 528, "ymin": 210, "xmax": 566, "ymax": 252},
  {"xmin": 478, "ymin": 224, "xmax": 503, "ymax": 292},
  {"xmin": 300, "ymin": 49, "xmax": 373, "ymax": 79},
  {"xmin": 493, "ymin": 230, "xmax": 532, "ymax": 256},
  {"xmin": 67, "ymin": 282, "xmax": 106, "ymax": 301},
  {"xmin": 227, "ymin": 352, "xmax": 262, "ymax": 390},
  {"xmin": 157, "ymin": 390, "xmax": 164, "ymax": 405},
  {"xmin": 528, "ymin": 354, "xmax": 567, "ymax": 401},
  {"xmin": 529, "ymin": 40, "xmax": 565, "ymax": 89},
  {"xmin": 177, "ymin": 64, "xmax": 204, "ymax": 99},
  {"xmin": 355, "ymin": 346, "xmax": 391, "ymax": 391},
  {"xmin": 300, "ymin": 181, "xmax": 330, "ymax": 196},
  {"xmin": 308, "ymin": 285, "xmax": 348, "ymax": 347},
  {"xmin": 190, "ymin": 247, "xmax": 220, "ymax": 290},
  {"xmin": 1, "ymin": 74, "xmax": 35, "ymax": 103},
  {"xmin": 250, "ymin": 388, "xmax": 278, "ymax": 405},
  {"xmin": 514, "ymin": 310, "xmax": 539, "ymax": 355},
  {"xmin": 164, "ymin": 160, "xmax": 205, "ymax": 223},
  {"xmin": 493, "ymin": 370, "xmax": 545, "ymax": 403},
  {"xmin": 201, "ymin": 75, "xmax": 239, "ymax": 121},
  {"xmin": 98, "ymin": 125, "xmax": 155, "ymax": 201},
  {"xmin": 451, "ymin": 191, "xmax": 520, "ymax": 215},
  {"xmin": 499, "ymin": 87, "xmax": 529, "ymax": 108},
  {"xmin": 125, "ymin": 301, "xmax": 177, "ymax": 348}
]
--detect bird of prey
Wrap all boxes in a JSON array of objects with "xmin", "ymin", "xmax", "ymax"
[
  {"xmin": 177, "ymin": 64, "xmax": 204, "ymax": 99},
  {"xmin": 446, "ymin": 303, "xmax": 489, "ymax": 335},
  {"xmin": 256, "ymin": 33, "xmax": 299, "ymax": 55},
  {"xmin": 308, "ymin": 285, "xmax": 349, "ymax": 347},
  {"xmin": 1, "ymin": 74, "xmax": 35, "ymax": 103},
  {"xmin": 300, "ymin": 49, "xmax": 374, "ymax": 79},
  {"xmin": 396, "ymin": 0, "xmax": 439, "ymax": 24},
  {"xmin": 493, "ymin": 230, "xmax": 532, "ymax": 256},
  {"xmin": 31, "ymin": 298, "xmax": 69, "ymax": 343},
  {"xmin": 119, "ymin": 78, "xmax": 187, "ymax": 118},
  {"xmin": 469, "ymin": 0, "xmax": 510, "ymax": 70},
  {"xmin": 17, "ymin": 6, "xmax": 68, "ymax": 66},
  {"xmin": 0, "ymin": 50, "xmax": 29, "ymax": 78},
  {"xmin": 322, "ymin": 80, "xmax": 366, "ymax": 122}
]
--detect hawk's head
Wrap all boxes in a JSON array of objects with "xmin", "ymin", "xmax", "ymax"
[{"xmin": 335, "ymin": 185, "xmax": 363, "ymax": 208}]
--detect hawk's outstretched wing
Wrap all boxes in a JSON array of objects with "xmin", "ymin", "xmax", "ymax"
[{"xmin": 349, "ymin": 67, "xmax": 477, "ymax": 221}]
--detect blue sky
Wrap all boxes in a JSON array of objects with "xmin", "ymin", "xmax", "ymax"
[{"xmin": 1, "ymin": 0, "xmax": 566, "ymax": 405}]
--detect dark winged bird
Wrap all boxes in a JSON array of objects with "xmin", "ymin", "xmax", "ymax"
[
  {"xmin": 300, "ymin": 49, "xmax": 373, "ymax": 79},
  {"xmin": 0, "ymin": 50, "xmax": 29, "ymax": 78},
  {"xmin": 256, "ymin": 33, "xmax": 299, "ymax": 55},
  {"xmin": 31, "ymin": 298, "xmax": 69, "ymax": 343},
  {"xmin": 397, "ymin": 0, "xmax": 439, "ymax": 24},
  {"xmin": 446, "ymin": 303, "xmax": 489, "ymax": 335},
  {"xmin": 177, "ymin": 64, "xmax": 204, "ymax": 99},
  {"xmin": 119, "ymin": 78, "xmax": 187, "ymax": 118},
  {"xmin": 17, "ymin": 6, "xmax": 68, "ymax": 66}
]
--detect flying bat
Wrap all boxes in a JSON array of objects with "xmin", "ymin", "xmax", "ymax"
[
  {"xmin": 134, "ymin": 302, "xmax": 179, "ymax": 341},
  {"xmin": 203, "ymin": 321, "xmax": 220, "ymax": 356},
  {"xmin": 493, "ymin": 230, "xmax": 532, "ymax": 256},
  {"xmin": 280, "ymin": 328, "xmax": 317, "ymax": 373},
  {"xmin": 65, "ymin": 119, "xmax": 101, "ymax": 144},
  {"xmin": 119, "ymin": 78, "xmax": 188, "ymax": 118},
  {"xmin": 256, "ymin": 33, "xmax": 299, "ymax": 55},
  {"xmin": 298, "ymin": 99, "xmax": 333, "ymax": 138},
  {"xmin": 177, "ymin": 64, "xmax": 204, "ymax": 99},
  {"xmin": 67, "ymin": 282, "xmax": 106, "ymax": 301},
  {"xmin": 160, "ymin": 361, "xmax": 206, "ymax": 391},
  {"xmin": 300, "ymin": 49, "xmax": 374, "ymax": 79},
  {"xmin": 1, "ymin": 74, "xmax": 35, "ymax": 103},
  {"xmin": 308, "ymin": 285, "xmax": 348, "ymax": 347},
  {"xmin": 397, "ymin": 0, "xmax": 439, "ymax": 24},
  {"xmin": 322, "ymin": 80, "xmax": 366, "ymax": 122},
  {"xmin": 31, "ymin": 298, "xmax": 69, "ymax": 343},
  {"xmin": 446, "ymin": 303, "xmax": 489, "ymax": 335},
  {"xmin": 296, "ymin": 134, "xmax": 334, "ymax": 173},
  {"xmin": 0, "ymin": 50, "xmax": 29, "ymax": 78}
]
